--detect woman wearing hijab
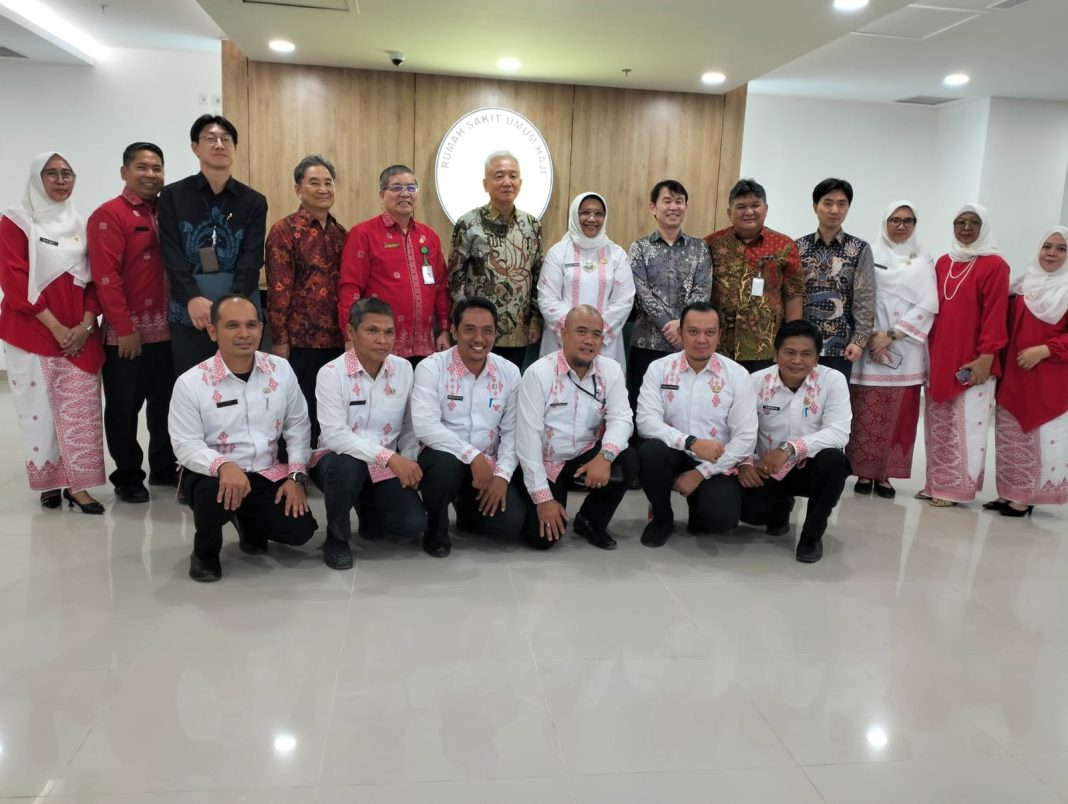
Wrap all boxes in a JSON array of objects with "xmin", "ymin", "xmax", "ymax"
[
  {"xmin": 0, "ymin": 152, "xmax": 106, "ymax": 513},
  {"xmin": 918, "ymin": 203, "xmax": 1010, "ymax": 507},
  {"xmin": 847, "ymin": 201, "xmax": 938, "ymax": 498},
  {"xmin": 986, "ymin": 226, "xmax": 1068, "ymax": 516},
  {"xmin": 537, "ymin": 192, "xmax": 635, "ymax": 365}
]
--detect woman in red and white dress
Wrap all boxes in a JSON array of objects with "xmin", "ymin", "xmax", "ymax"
[
  {"xmin": 847, "ymin": 200, "xmax": 938, "ymax": 498},
  {"xmin": 919, "ymin": 203, "xmax": 1009, "ymax": 507},
  {"xmin": 987, "ymin": 226, "xmax": 1068, "ymax": 516},
  {"xmin": 537, "ymin": 191, "xmax": 635, "ymax": 366},
  {"xmin": 0, "ymin": 152, "xmax": 106, "ymax": 513}
]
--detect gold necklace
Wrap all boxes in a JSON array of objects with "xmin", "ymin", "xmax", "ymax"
[{"xmin": 943, "ymin": 258, "xmax": 978, "ymax": 301}]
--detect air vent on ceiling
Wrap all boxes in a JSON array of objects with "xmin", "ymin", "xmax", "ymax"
[
  {"xmin": 856, "ymin": 6, "xmax": 978, "ymax": 40},
  {"xmin": 241, "ymin": 0, "xmax": 349, "ymax": 9},
  {"xmin": 0, "ymin": 46, "xmax": 27, "ymax": 58},
  {"xmin": 988, "ymin": 0, "xmax": 1031, "ymax": 8},
  {"xmin": 896, "ymin": 95, "xmax": 956, "ymax": 106}
]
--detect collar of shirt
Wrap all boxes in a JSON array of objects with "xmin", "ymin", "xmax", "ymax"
[
  {"xmin": 204, "ymin": 351, "xmax": 276, "ymax": 386},
  {"xmin": 293, "ymin": 205, "xmax": 338, "ymax": 231},
  {"xmin": 344, "ymin": 349, "xmax": 396, "ymax": 381},
  {"xmin": 731, "ymin": 228, "xmax": 765, "ymax": 247},
  {"xmin": 193, "ymin": 171, "xmax": 238, "ymax": 197},
  {"xmin": 482, "ymin": 204, "xmax": 518, "ymax": 225},
  {"xmin": 767, "ymin": 366, "xmax": 822, "ymax": 399},
  {"xmin": 121, "ymin": 186, "xmax": 156, "ymax": 209},
  {"xmin": 679, "ymin": 353, "xmax": 724, "ymax": 377},
  {"xmin": 811, "ymin": 229, "xmax": 846, "ymax": 247},
  {"xmin": 447, "ymin": 346, "xmax": 499, "ymax": 383},
  {"xmin": 380, "ymin": 211, "xmax": 422, "ymax": 232},
  {"xmin": 649, "ymin": 229, "xmax": 695, "ymax": 247}
]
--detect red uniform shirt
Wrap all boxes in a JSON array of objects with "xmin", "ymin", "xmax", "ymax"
[
  {"xmin": 338, "ymin": 213, "xmax": 450, "ymax": 358},
  {"xmin": 997, "ymin": 294, "xmax": 1068, "ymax": 432},
  {"xmin": 87, "ymin": 188, "xmax": 170, "ymax": 345},
  {"xmin": 265, "ymin": 207, "xmax": 346, "ymax": 349}
]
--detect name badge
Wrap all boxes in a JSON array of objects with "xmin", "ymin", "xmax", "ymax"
[
  {"xmin": 38, "ymin": 237, "xmax": 59, "ymax": 246},
  {"xmin": 550, "ymin": 401, "xmax": 568, "ymax": 407},
  {"xmin": 760, "ymin": 404, "xmax": 780, "ymax": 412},
  {"xmin": 422, "ymin": 263, "xmax": 435, "ymax": 285},
  {"xmin": 751, "ymin": 277, "xmax": 764, "ymax": 297},
  {"xmin": 447, "ymin": 394, "xmax": 464, "ymax": 401},
  {"xmin": 216, "ymin": 399, "xmax": 238, "ymax": 408},
  {"xmin": 660, "ymin": 383, "xmax": 679, "ymax": 390},
  {"xmin": 133, "ymin": 226, "xmax": 150, "ymax": 232},
  {"xmin": 563, "ymin": 262, "xmax": 580, "ymax": 268},
  {"xmin": 383, "ymin": 242, "xmax": 400, "ymax": 249},
  {"xmin": 349, "ymin": 400, "xmax": 366, "ymax": 406}
]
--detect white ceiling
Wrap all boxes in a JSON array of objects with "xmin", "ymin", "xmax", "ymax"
[{"xmin": 1, "ymin": 0, "xmax": 1064, "ymax": 106}]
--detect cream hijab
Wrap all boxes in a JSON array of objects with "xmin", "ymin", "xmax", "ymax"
[
  {"xmin": 872, "ymin": 199, "xmax": 938, "ymax": 314},
  {"xmin": 557, "ymin": 191, "xmax": 610, "ymax": 251},
  {"xmin": 1011, "ymin": 225, "xmax": 1068, "ymax": 324},
  {"xmin": 2, "ymin": 152, "xmax": 89, "ymax": 304},
  {"xmin": 947, "ymin": 202, "xmax": 1000, "ymax": 262}
]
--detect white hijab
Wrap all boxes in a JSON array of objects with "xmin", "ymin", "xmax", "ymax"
[
  {"xmin": 1011, "ymin": 225, "xmax": 1068, "ymax": 324},
  {"xmin": 2, "ymin": 152, "xmax": 89, "ymax": 304},
  {"xmin": 872, "ymin": 199, "xmax": 938, "ymax": 314},
  {"xmin": 557, "ymin": 191, "xmax": 610, "ymax": 251},
  {"xmin": 947, "ymin": 202, "xmax": 999, "ymax": 262}
]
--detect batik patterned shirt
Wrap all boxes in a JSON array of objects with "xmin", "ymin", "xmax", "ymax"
[
  {"xmin": 628, "ymin": 230, "xmax": 712, "ymax": 353},
  {"xmin": 796, "ymin": 229, "xmax": 876, "ymax": 357}
]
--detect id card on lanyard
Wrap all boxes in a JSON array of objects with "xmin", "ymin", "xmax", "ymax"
[{"xmin": 420, "ymin": 246, "xmax": 435, "ymax": 285}]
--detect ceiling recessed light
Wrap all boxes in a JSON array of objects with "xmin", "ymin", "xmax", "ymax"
[
  {"xmin": 944, "ymin": 72, "xmax": 970, "ymax": 87},
  {"xmin": 497, "ymin": 57, "xmax": 521, "ymax": 71},
  {"xmin": 833, "ymin": 0, "xmax": 869, "ymax": 10},
  {"xmin": 269, "ymin": 39, "xmax": 295, "ymax": 54},
  {"xmin": 701, "ymin": 71, "xmax": 727, "ymax": 86}
]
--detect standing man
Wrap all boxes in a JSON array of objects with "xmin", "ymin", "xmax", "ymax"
[
  {"xmin": 447, "ymin": 150, "xmax": 543, "ymax": 367},
  {"xmin": 266, "ymin": 154, "xmax": 346, "ymax": 447},
  {"xmin": 628, "ymin": 179, "xmax": 712, "ymax": 409},
  {"xmin": 169, "ymin": 295, "xmax": 318, "ymax": 582},
  {"xmin": 517, "ymin": 305, "xmax": 638, "ymax": 550},
  {"xmin": 88, "ymin": 142, "xmax": 177, "ymax": 502},
  {"xmin": 636, "ymin": 302, "xmax": 758, "ymax": 546},
  {"xmin": 159, "ymin": 114, "xmax": 268, "ymax": 375},
  {"xmin": 412, "ymin": 297, "xmax": 529, "ymax": 558},
  {"xmin": 739, "ymin": 320, "xmax": 852, "ymax": 563},
  {"xmin": 796, "ymin": 178, "xmax": 875, "ymax": 380},
  {"xmin": 705, "ymin": 178, "xmax": 804, "ymax": 372},
  {"xmin": 338, "ymin": 164, "xmax": 450, "ymax": 369},
  {"xmin": 311, "ymin": 298, "xmax": 426, "ymax": 570}
]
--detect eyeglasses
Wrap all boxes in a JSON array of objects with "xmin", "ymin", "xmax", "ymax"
[
  {"xmin": 953, "ymin": 218, "xmax": 981, "ymax": 229},
  {"xmin": 385, "ymin": 183, "xmax": 418, "ymax": 194},
  {"xmin": 887, "ymin": 217, "xmax": 916, "ymax": 227},
  {"xmin": 199, "ymin": 135, "xmax": 234, "ymax": 147},
  {"xmin": 578, "ymin": 211, "xmax": 606, "ymax": 220},
  {"xmin": 41, "ymin": 169, "xmax": 75, "ymax": 182}
]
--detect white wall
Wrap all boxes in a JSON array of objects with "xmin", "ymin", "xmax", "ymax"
[
  {"xmin": 929, "ymin": 98, "xmax": 990, "ymax": 252},
  {"xmin": 739, "ymin": 93, "xmax": 940, "ymax": 246}
]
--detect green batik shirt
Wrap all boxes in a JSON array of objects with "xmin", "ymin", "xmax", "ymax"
[{"xmin": 447, "ymin": 204, "xmax": 543, "ymax": 348}]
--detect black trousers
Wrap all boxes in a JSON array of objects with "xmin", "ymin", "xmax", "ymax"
[
  {"xmin": 181, "ymin": 469, "xmax": 318, "ymax": 559},
  {"xmin": 638, "ymin": 439, "xmax": 742, "ymax": 532},
  {"xmin": 739, "ymin": 449, "xmax": 850, "ymax": 543},
  {"xmin": 101, "ymin": 341, "xmax": 177, "ymax": 487},
  {"xmin": 492, "ymin": 345, "xmax": 528, "ymax": 370},
  {"xmin": 819, "ymin": 355, "xmax": 853, "ymax": 382},
  {"xmin": 171, "ymin": 323, "xmax": 219, "ymax": 376},
  {"xmin": 310, "ymin": 451, "xmax": 425, "ymax": 542},
  {"xmin": 288, "ymin": 347, "xmax": 343, "ymax": 449},
  {"xmin": 418, "ymin": 447, "xmax": 533, "ymax": 541},
  {"xmin": 525, "ymin": 442, "xmax": 639, "ymax": 544},
  {"xmin": 627, "ymin": 346, "xmax": 668, "ymax": 412}
]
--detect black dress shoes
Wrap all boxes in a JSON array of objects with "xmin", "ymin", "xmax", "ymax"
[
  {"xmin": 641, "ymin": 519, "xmax": 674, "ymax": 547},
  {"xmin": 422, "ymin": 529, "xmax": 452, "ymax": 558},
  {"xmin": 148, "ymin": 472, "xmax": 179, "ymax": 487},
  {"xmin": 115, "ymin": 483, "xmax": 150, "ymax": 503},
  {"xmin": 574, "ymin": 513, "xmax": 617, "ymax": 550},
  {"xmin": 189, "ymin": 554, "xmax": 222, "ymax": 582},
  {"xmin": 766, "ymin": 518, "xmax": 791, "ymax": 537},
  {"xmin": 323, "ymin": 539, "xmax": 354, "ymax": 570},
  {"xmin": 795, "ymin": 539, "xmax": 824, "ymax": 563},
  {"xmin": 40, "ymin": 490, "xmax": 62, "ymax": 509}
]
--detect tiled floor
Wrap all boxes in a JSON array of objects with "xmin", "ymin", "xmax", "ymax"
[{"xmin": 0, "ymin": 382, "xmax": 1066, "ymax": 802}]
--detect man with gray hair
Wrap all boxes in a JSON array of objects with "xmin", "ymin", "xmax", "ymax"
[
  {"xmin": 447, "ymin": 150, "xmax": 543, "ymax": 367},
  {"xmin": 266, "ymin": 154, "xmax": 347, "ymax": 446},
  {"xmin": 339, "ymin": 164, "xmax": 451, "ymax": 369}
]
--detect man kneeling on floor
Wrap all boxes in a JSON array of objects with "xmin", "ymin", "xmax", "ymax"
[
  {"xmin": 636, "ymin": 302, "xmax": 758, "ymax": 546},
  {"xmin": 169, "ymin": 295, "xmax": 318, "ymax": 582},
  {"xmin": 738, "ymin": 319, "xmax": 852, "ymax": 563},
  {"xmin": 311, "ymin": 298, "xmax": 426, "ymax": 569}
]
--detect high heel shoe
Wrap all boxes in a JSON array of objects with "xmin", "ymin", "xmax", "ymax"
[
  {"xmin": 1000, "ymin": 504, "xmax": 1034, "ymax": 518},
  {"xmin": 40, "ymin": 489, "xmax": 62, "ymax": 509},
  {"xmin": 983, "ymin": 498, "xmax": 1010, "ymax": 511},
  {"xmin": 63, "ymin": 488, "xmax": 105, "ymax": 515}
]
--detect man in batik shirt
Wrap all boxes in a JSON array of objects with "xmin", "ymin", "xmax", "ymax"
[
  {"xmin": 447, "ymin": 150, "xmax": 542, "ymax": 368},
  {"xmin": 705, "ymin": 178, "xmax": 804, "ymax": 372}
]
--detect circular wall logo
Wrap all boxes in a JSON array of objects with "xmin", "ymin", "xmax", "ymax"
[{"xmin": 434, "ymin": 107, "xmax": 554, "ymax": 224}]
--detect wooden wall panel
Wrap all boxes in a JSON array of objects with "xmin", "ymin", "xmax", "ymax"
[
  {"xmin": 245, "ymin": 61, "xmax": 415, "ymax": 230},
  {"xmin": 714, "ymin": 85, "xmax": 748, "ymax": 232},
  {"xmin": 220, "ymin": 40, "xmax": 250, "ymax": 184},
  {"xmin": 412, "ymin": 75, "xmax": 575, "ymax": 246},
  {"xmin": 570, "ymin": 86, "xmax": 725, "ymax": 249}
]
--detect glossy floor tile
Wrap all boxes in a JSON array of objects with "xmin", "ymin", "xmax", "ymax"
[{"xmin": 0, "ymin": 384, "xmax": 1066, "ymax": 801}]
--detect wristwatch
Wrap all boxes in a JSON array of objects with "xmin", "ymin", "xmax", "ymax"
[
  {"xmin": 600, "ymin": 449, "xmax": 617, "ymax": 463},
  {"xmin": 887, "ymin": 329, "xmax": 898, "ymax": 341},
  {"xmin": 287, "ymin": 471, "xmax": 307, "ymax": 487},
  {"xmin": 776, "ymin": 441, "xmax": 796, "ymax": 458},
  {"xmin": 684, "ymin": 435, "xmax": 698, "ymax": 451}
]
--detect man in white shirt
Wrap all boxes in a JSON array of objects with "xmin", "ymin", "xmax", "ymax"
[
  {"xmin": 636, "ymin": 302, "xmax": 758, "ymax": 546},
  {"xmin": 170, "ymin": 295, "xmax": 318, "ymax": 582},
  {"xmin": 517, "ymin": 305, "xmax": 638, "ymax": 550},
  {"xmin": 739, "ymin": 319, "xmax": 852, "ymax": 563},
  {"xmin": 412, "ymin": 297, "xmax": 529, "ymax": 557},
  {"xmin": 311, "ymin": 298, "xmax": 426, "ymax": 570}
]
